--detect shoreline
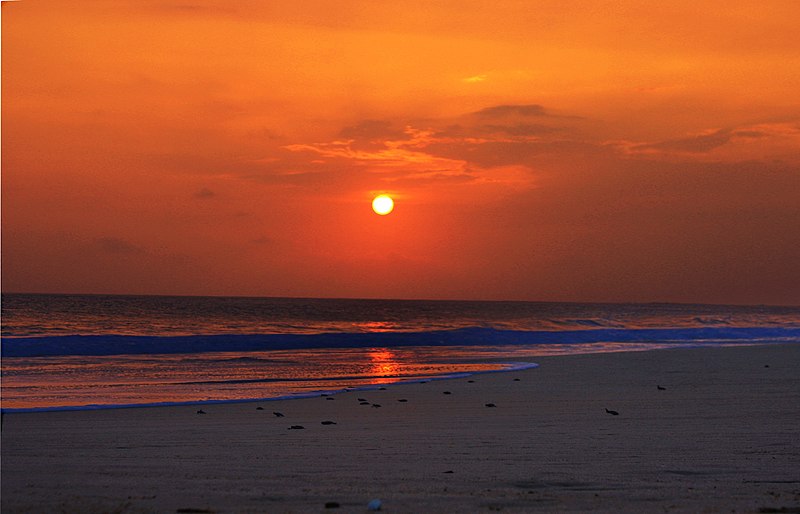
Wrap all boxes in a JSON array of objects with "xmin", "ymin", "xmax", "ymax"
[
  {"xmin": 4, "ymin": 341, "xmax": 793, "ymax": 413},
  {"xmin": 3, "ymin": 344, "xmax": 799, "ymax": 513},
  {"xmin": 0, "ymin": 361, "xmax": 541, "ymax": 414}
]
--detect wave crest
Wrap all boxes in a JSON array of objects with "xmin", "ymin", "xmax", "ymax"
[{"xmin": 3, "ymin": 326, "xmax": 799, "ymax": 358}]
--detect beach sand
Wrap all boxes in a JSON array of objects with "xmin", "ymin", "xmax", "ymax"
[{"xmin": 2, "ymin": 344, "xmax": 799, "ymax": 513}]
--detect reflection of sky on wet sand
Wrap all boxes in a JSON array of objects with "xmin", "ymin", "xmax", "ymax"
[
  {"xmin": 1, "ymin": 341, "xmax": 753, "ymax": 410},
  {"xmin": 1, "ymin": 346, "xmax": 505, "ymax": 410}
]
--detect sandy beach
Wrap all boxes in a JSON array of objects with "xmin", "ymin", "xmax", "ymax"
[{"xmin": 2, "ymin": 344, "xmax": 799, "ymax": 513}]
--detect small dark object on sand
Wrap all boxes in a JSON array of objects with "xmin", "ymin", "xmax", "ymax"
[
  {"xmin": 273, "ymin": 412, "xmax": 285, "ymax": 417},
  {"xmin": 443, "ymin": 391, "xmax": 452, "ymax": 395},
  {"xmin": 513, "ymin": 378, "xmax": 521, "ymax": 382},
  {"xmin": 176, "ymin": 508, "xmax": 214, "ymax": 513},
  {"xmin": 765, "ymin": 364, "xmax": 770, "ymax": 368},
  {"xmin": 443, "ymin": 470, "xmax": 454, "ymax": 474},
  {"xmin": 485, "ymin": 403, "xmax": 497, "ymax": 408},
  {"xmin": 467, "ymin": 380, "xmax": 475, "ymax": 383},
  {"xmin": 256, "ymin": 407, "xmax": 264, "ymax": 410},
  {"xmin": 288, "ymin": 425, "xmax": 305, "ymax": 430},
  {"xmin": 357, "ymin": 398, "xmax": 367, "ymax": 402},
  {"xmin": 326, "ymin": 397, "xmax": 335, "ymax": 400},
  {"xmin": 359, "ymin": 401, "xmax": 371, "ymax": 406},
  {"xmin": 371, "ymin": 403, "xmax": 382, "ymax": 408},
  {"xmin": 605, "ymin": 408, "xmax": 620, "ymax": 416},
  {"xmin": 321, "ymin": 421, "xmax": 337, "ymax": 425},
  {"xmin": 324, "ymin": 501, "xmax": 340, "ymax": 509},
  {"xmin": 657, "ymin": 385, "xmax": 666, "ymax": 390},
  {"xmin": 196, "ymin": 410, "xmax": 206, "ymax": 415},
  {"xmin": 397, "ymin": 399, "xmax": 408, "ymax": 402},
  {"xmin": 379, "ymin": 387, "xmax": 387, "ymax": 390}
]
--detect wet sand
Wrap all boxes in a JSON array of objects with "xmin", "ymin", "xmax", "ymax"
[{"xmin": 2, "ymin": 344, "xmax": 799, "ymax": 513}]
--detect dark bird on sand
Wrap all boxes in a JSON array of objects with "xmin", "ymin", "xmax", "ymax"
[
  {"xmin": 443, "ymin": 391, "xmax": 452, "ymax": 395},
  {"xmin": 288, "ymin": 425, "xmax": 305, "ymax": 430},
  {"xmin": 326, "ymin": 397, "xmax": 335, "ymax": 400},
  {"xmin": 379, "ymin": 387, "xmax": 387, "ymax": 390},
  {"xmin": 196, "ymin": 410, "xmax": 206, "ymax": 414},
  {"xmin": 467, "ymin": 380, "xmax": 475, "ymax": 383},
  {"xmin": 371, "ymin": 403, "xmax": 382, "ymax": 408},
  {"xmin": 359, "ymin": 401, "xmax": 371, "ymax": 406},
  {"xmin": 605, "ymin": 408, "xmax": 620, "ymax": 416},
  {"xmin": 273, "ymin": 412, "xmax": 285, "ymax": 417},
  {"xmin": 321, "ymin": 421, "xmax": 337, "ymax": 425},
  {"xmin": 513, "ymin": 378, "xmax": 521, "ymax": 382},
  {"xmin": 657, "ymin": 385, "xmax": 666, "ymax": 390},
  {"xmin": 485, "ymin": 403, "xmax": 497, "ymax": 408},
  {"xmin": 397, "ymin": 399, "xmax": 408, "ymax": 402},
  {"xmin": 357, "ymin": 398, "xmax": 367, "ymax": 402},
  {"xmin": 256, "ymin": 406, "xmax": 264, "ymax": 410}
]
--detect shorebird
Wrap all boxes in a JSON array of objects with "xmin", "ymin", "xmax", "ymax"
[
  {"xmin": 256, "ymin": 406, "xmax": 264, "ymax": 410},
  {"xmin": 273, "ymin": 411, "xmax": 285, "ymax": 417},
  {"xmin": 443, "ymin": 391, "xmax": 452, "ymax": 395},
  {"xmin": 288, "ymin": 425, "xmax": 305, "ymax": 430},
  {"xmin": 196, "ymin": 410, "xmax": 206, "ymax": 415},
  {"xmin": 605, "ymin": 408, "xmax": 620, "ymax": 416},
  {"xmin": 485, "ymin": 403, "xmax": 497, "ymax": 408},
  {"xmin": 321, "ymin": 420, "xmax": 337, "ymax": 425},
  {"xmin": 371, "ymin": 403, "xmax": 382, "ymax": 408},
  {"xmin": 657, "ymin": 385, "xmax": 666, "ymax": 391},
  {"xmin": 397, "ymin": 399, "xmax": 408, "ymax": 402},
  {"xmin": 357, "ymin": 398, "xmax": 367, "ymax": 402}
]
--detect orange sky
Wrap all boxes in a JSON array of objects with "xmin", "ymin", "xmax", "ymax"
[{"xmin": 3, "ymin": 0, "xmax": 799, "ymax": 304}]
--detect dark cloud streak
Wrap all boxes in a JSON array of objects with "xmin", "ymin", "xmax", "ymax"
[{"xmin": 472, "ymin": 104, "xmax": 548, "ymax": 118}]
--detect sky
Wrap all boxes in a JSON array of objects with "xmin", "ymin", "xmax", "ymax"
[{"xmin": 2, "ymin": 0, "xmax": 799, "ymax": 305}]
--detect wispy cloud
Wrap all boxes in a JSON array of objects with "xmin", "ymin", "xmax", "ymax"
[
  {"xmin": 463, "ymin": 74, "xmax": 487, "ymax": 83},
  {"xmin": 622, "ymin": 121, "xmax": 800, "ymax": 160},
  {"xmin": 194, "ymin": 188, "xmax": 216, "ymax": 199},
  {"xmin": 96, "ymin": 237, "xmax": 145, "ymax": 255},
  {"xmin": 472, "ymin": 104, "xmax": 548, "ymax": 118}
]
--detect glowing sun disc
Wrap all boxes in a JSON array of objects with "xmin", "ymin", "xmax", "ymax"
[{"xmin": 372, "ymin": 194, "xmax": 394, "ymax": 215}]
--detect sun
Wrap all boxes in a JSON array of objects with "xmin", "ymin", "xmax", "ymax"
[{"xmin": 372, "ymin": 194, "xmax": 394, "ymax": 215}]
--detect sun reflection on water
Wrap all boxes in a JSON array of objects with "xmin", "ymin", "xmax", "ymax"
[{"xmin": 367, "ymin": 348, "xmax": 402, "ymax": 383}]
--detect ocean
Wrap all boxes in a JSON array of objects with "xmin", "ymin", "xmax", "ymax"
[{"xmin": 2, "ymin": 293, "xmax": 799, "ymax": 412}]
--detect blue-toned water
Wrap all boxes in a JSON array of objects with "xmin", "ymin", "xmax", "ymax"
[{"xmin": 2, "ymin": 294, "xmax": 799, "ymax": 411}]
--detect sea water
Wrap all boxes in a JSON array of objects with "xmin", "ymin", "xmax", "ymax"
[{"xmin": 2, "ymin": 294, "xmax": 798, "ymax": 411}]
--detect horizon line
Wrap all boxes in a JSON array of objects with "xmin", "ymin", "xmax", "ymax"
[{"xmin": 2, "ymin": 291, "xmax": 798, "ymax": 310}]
